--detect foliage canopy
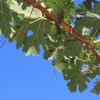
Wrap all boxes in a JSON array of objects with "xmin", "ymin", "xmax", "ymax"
[{"xmin": 0, "ymin": 0, "xmax": 100, "ymax": 94}]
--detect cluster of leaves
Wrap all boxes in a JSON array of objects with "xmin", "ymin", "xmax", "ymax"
[
  {"xmin": 92, "ymin": 80, "xmax": 100, "ymax": 95},
  {"xmin": 0, "ymin": 0, "xmax": 100, "ymax": 94}
]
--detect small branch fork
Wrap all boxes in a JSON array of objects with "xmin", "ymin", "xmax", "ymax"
[{"xmin": 24, "ymin": 0, "xmax": 100, "ymax": 61}]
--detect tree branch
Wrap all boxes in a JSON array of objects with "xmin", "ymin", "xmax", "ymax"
[{"xmin": 24, "ymin": 0, "xmax": 100, "ymax": 61}]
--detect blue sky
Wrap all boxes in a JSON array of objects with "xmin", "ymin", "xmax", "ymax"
[
  {"xmin": 1, "ymin": 41, "xmax": 100, "ymax": 100},
  {"xmin": 0, "ymin": 0, "xmax": 100, "ymax": 100}
]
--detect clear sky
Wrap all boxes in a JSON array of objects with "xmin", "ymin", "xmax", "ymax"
[{"xmin": 0, "ymin": 0, "xmax": 100, "ymax": 100}]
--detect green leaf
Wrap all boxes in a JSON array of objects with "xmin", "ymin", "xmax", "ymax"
[
  {"xmin": 92, "ymin": 80, "xmax": 100, "ymax": 95},
  {"xmin": 45, "ymin": 0, "xmax": 67, "ymax": 13},
  {"xmin": 11, "ymin": 23, "xmax": 28, "ymax": 49},
  {"xmin": 92, "ymin": 2, "xmax": 100, "ymax": 15},
  {"xmin": 25, "ymin": 46, "xmax": 38, "ymax": 56},
  {"xmin": 0, "ymin": 0, "xmax": 12, "ymax": 37}
]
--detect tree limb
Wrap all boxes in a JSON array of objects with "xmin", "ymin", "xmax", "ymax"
[{"xmin": 24, "ymin": 0, "xmax": 100, "ymax": 61}]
